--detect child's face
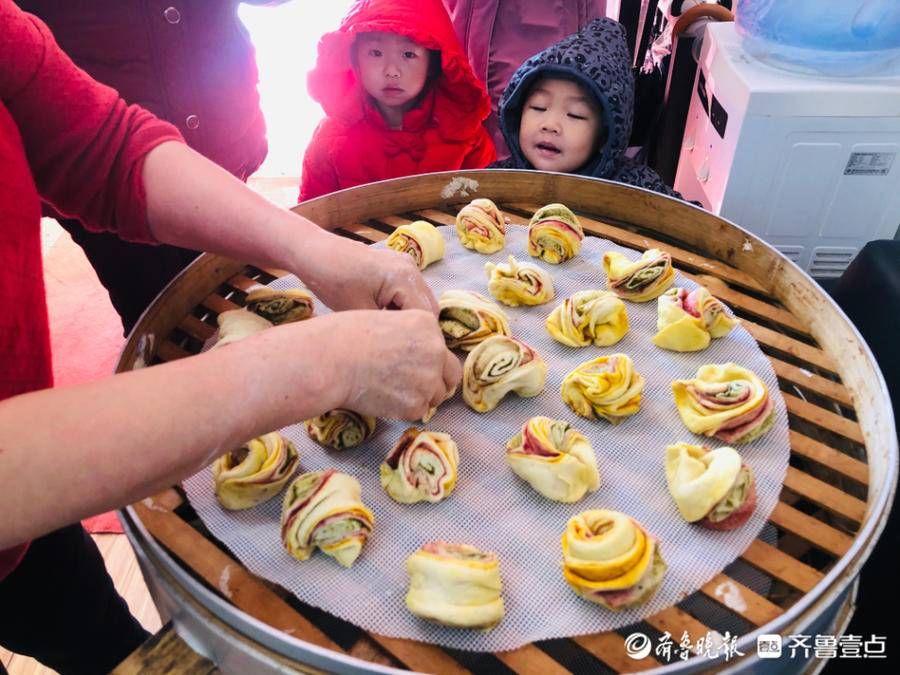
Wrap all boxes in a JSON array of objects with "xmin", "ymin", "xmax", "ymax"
[
  {"xmin": 355, "ymin": 32, "xmax": 430, "ymax": 116},
  {"xmin": 519, "ymin": 78, "xmax": 602, "ymax": 173}
]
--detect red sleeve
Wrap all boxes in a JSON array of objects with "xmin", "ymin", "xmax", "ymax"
[
  {"xmin": 298, "ymin": 123, "xmax": 340, "ymax": 203},
  {"xmin": 0, "ymin": 2, "xmax": 184, "ymax": 243},
  {"xmin": 460, "ymin": 126, "xmax": 496, "ymax": 169}
]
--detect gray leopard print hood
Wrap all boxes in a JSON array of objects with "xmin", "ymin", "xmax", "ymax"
[{"xmin": 496, "ymin": 18, "xmax": 679, "ymax": 197}]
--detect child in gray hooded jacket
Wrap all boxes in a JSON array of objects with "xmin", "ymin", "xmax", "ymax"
[{"xmin": 492, "ymin": 18, "xmax": 682, "ymax": 199}]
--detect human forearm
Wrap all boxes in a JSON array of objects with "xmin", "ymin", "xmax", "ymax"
[
  {"xmin": 143, "ymin": 141, "xmax": 322, "ymax": 273},
  {"xmin": 0, "ymin": 320, "xmax": 343, "ymax": 549},
  {"xmin": 143, "ymin": 141, "xmax": 439, "ymax": 313}
]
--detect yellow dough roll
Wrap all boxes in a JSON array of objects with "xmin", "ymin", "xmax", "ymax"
[
  {"xmin": 561, "ymin": 510, "xmax": 666, "ymax": 610},
  {"xmin": 527, "ymin": 203, "xmax": 584, "ymax": 264},
  {"xmin": 386, "ymin": 220, "xmax": 445, "ymax": 270},
  {"xmin": 463, "ymin": 336, "xmax": 548, "ymax": 412},
  {"xmin": 406, "ymin": 541, "xmax": 505, "ymax": 629},
  {"xmin": 672, "ymin": 363, "xmax": 775, "ymax": 445},
  {"xmin": 455, "ymin": 198, "xmax": 506, "ymax": 254},
  {"xmin": 546, "ymin": 290, "xmax": 629, "ymax": 348},
  {"xmin": 561, "ymin": 354, "xmax": 645, "ymax": 423},
  {"xmin": 381, "ymin": 428, "xmax": 459, "ymax": 503},
  {"xmin": 653, "ymin": 287, "xmax": 737, "ymax": 352},
  {"xmin": 665, "ymin": 442, "xmax": 757, "ymax": 531},
  {"xmin": 305, "ymin": 409, "xmax": 376, "ymax": 450},
  {"xmin": 438, "ymin": 290, "xmax": 511, "ymax": 351},
  {"xmin": 281, "ymin": 470, "xmax": 374, "ymax": 568},
  {"xmin": 212, "ymin": 309, "xmax": 272, "ymax": 349},
  {"xmin": 212, "ymin": 432, "xmax": 299, "ymax": 510},
  {"xmin": 246, "ymin": 287, "xmax": 314, "ymax": 325},
  {"xmin": 603, "ymin": 248, "xmax": 675, "ymax": 302},
  {"xmin": 506, "ymin": 417, "xmax": 600, "ymax": 502},
  {"xmin": 485, "ymin": 255, "xmax": 555, "ymax": 306}
]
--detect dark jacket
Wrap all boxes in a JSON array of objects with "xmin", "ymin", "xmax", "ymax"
[
  {"xmin": 18, "ymin": 0, "xmax": 274, "ymax": 180},
  {"xmin": 493, "ymin": 17, "xmax": 681, "ymax": 198},
  {"xmin": 299, "ymin": 0, "xmax": 495, "ymax": 202}
]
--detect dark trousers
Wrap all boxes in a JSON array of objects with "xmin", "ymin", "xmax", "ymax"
[
  {"xmin": 59, "ymin": 217, "xmax": 199, "ymax": 336},
  {"xmin": 0, "ymin": 524, "xmax": 149, "ymax": 675}
]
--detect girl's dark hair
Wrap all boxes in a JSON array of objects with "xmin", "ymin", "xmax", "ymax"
[{"xmin": 426, "ymin": 49, "xmax": 442, "ymax": 85}]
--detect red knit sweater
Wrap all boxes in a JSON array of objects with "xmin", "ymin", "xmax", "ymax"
[{"xmin": 0, "ymin": 1, "xmax": 183, "ymax": 580}]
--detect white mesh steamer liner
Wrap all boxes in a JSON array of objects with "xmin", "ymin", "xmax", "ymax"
[{"xmin": 183, "ymin": 223, "xmax": 790, "ymax": 652}]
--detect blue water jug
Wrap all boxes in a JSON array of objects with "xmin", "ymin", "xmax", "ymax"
[{"xmin": 735, "ymin": 0, "xmax": 900, "ymax": 76}]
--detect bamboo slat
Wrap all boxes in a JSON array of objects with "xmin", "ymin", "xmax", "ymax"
[
  {"xmin": 227, "ymin": 274, "xmax": 260, "ymax": 293},
  {"xmin": 645, "ymin": 607, "xmax": 713, "ymax": 654},
  {"xmin": 700, "ymin": 575, "xmax": 784, "ymax": 626},
  {"xmin": 741, "ymin": 321, "xmax": 837, "ymax": 374},
  {"xmin": 768, "ymin": 503, "xmax": 855, "ymax": 557},
  {"xmin": 783, "ymin": 467, "xmax": 867, "ymax": 523},
  {"xmin": 783, "ymin": 393, "xmax": 865, "ymax": 444},
  {"xmin": 573, "ymin": 633, "xmax": 661, "ymax": 672},
  {"xmin": 177, "ymin": 315, "xmax": 215, "ymax": 342},
  {"xmin": 156, "ymin": 340, "xmax": 191, "ymax": 363},
  {"xmin": 200, "ymin": 294, "xmax": 239, "ymax": 315},
  {"xmin": 494, "ymin": 646, "xmax": 573, "ymax": 675},
  {"xmin": 366, "ymin": 635, "xmax": 469, "ymax": 675},
  {"xmin": 739, "ymin": 540, "xmax": 824, "ymax": 594},
  {"xmin": 789, "ymin": 430, "xmax": 868, "ymax": 486},
  {"xmin": 770, "ymin": 358, "xmax": 852, "ymax": 408}
]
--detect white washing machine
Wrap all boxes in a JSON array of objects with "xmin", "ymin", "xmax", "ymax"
[{"xmin": 675, "ymin": 22, "xmax": 900, "ymax": 277}]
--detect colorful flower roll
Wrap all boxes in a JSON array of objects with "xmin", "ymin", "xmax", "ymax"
[
  {"xmin": 305, "ymin": 409, "xmax": 376, "ymax": 450},
  {"xmin": 386, "ymin": 220, "xmax": 445, "ymax": 270},
  {"xmin": 672, "ymin": 363, "xmax": 775, "ymax": 444},
  {"xmin": 506, "ymin": 417, "xmax": 600, "ymax": 502},
  {"xmin": 246, "ymin": 287, "xmax": 314, "ymax": 325},
  {"xmin": 463, "ymin": 336, "xmax": 548, "ymax": 413},
  {"xmin": 485, "ymin": 255, "xmax": 555, "ymax": 307},
  {"xmin": 455, "ymin": 198, "xmax": 506, "ymax": 254},
  {"xmin": 527, "ymin": 203, "xmax": 584, "ymax": 264},
  {"xmin": 406, "ymin": 541, "xmax": 505, "ymax": 629},
  {"xmin": 561, "ymin": 510, "xmax": 666, "ymax": 610},
  {"xmin": 561, "ymin": 354, "xmax": 645, "ymax": 423},
  {"xmin": 546, "ymin": 290, "xmax": 629, "ymax": 348},
  {"xmin": 603, "ymin": 248, "xmax": 675, "ymax": 302},
  {"xmin": 380, "ymin": 428, "xmax": 459, "ymax": 504},
  {"xmin": 665, "ymin": 442, "xmax": 757, "ymax": 530},
  {"xmin": 211, "ymin": 432, "xmax": 299, "ymax": 510},
  {"xmin": 213, "ymin": 309, "xmax": 272, "ymax": 349},
  {"xmin": 281, "ymin": 470, "xmax": 374, "ymax": 568},
  {"xmin": 653, "ymin": 287, "xmax": 737, "ymax": 352},
  {"xmin": 438, "ymin": 290, "xmax": 511, "ymax": 351}
]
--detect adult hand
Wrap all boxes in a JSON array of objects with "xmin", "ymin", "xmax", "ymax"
[
  {"xmin": 321, "ymin": 309, "xmax": 460, "ymax": 420},
  {"xmin": 297, "ymin": 234, "xmax": 439, "ymax": 315}
]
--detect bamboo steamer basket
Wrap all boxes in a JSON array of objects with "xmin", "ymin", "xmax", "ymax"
[{"xmin": 116, "ymin": 171, "xmax": 897, "ymax": 674}]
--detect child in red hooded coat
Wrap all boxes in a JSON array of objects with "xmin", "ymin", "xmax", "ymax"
[{"xmin": 298, "ymin": 0, "xmax": 495, "ymax": 202}]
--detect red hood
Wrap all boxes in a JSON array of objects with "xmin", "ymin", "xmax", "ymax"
[{"xmin": 307, "ymin": 0, "xmax": 490, "ymax": 139}]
